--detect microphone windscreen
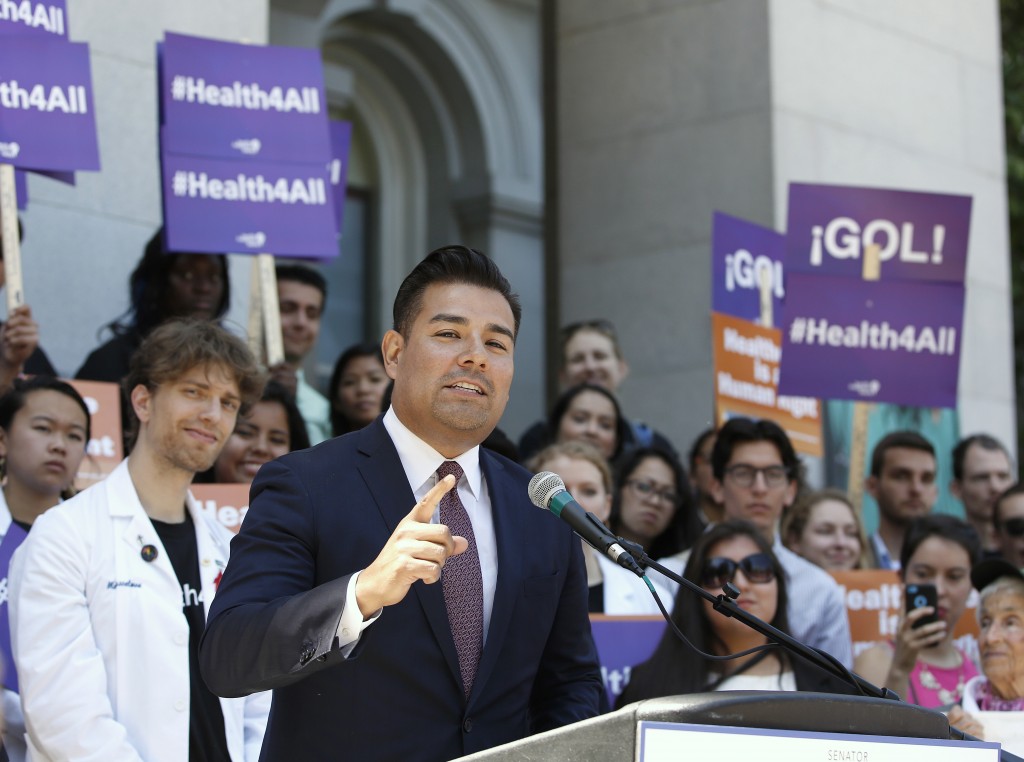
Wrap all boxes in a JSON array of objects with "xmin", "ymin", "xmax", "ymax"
[{"xmin": 528, "ymin": 471, "xmax": 565, "ymax": 509}]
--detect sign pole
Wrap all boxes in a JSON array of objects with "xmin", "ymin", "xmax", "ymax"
[
  {"xmin": 846, "ymin": 243, "xmax": 881, "ymax": 511},
  {"xmin": 247, "ymin": 255, "xmax": 264, "ymax": 363},
  {"xmin": 257, "ymin": 253, "xmax": 284, "ymax": 367},
  {"xmin": 0, "ymin": 165, "xmax": 24, "ymax": 312}
]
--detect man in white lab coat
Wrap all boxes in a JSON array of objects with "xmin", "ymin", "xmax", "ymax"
[{"xmin": 8, "ymin": 319, "xmax": 269, "ymax": 762}]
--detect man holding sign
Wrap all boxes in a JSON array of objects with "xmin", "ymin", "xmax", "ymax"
[{"xmin": 200, "ymin": 246, "xmax": 603, "ymax": 761}]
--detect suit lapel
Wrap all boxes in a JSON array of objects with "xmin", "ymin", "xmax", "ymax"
[
  {"xmin": 355, "ymin": 420, "xmax": 463, "ymax": 688},
  {"xmin": 469, "ymin": 451, "xmax": 522, "ymax": 703}
]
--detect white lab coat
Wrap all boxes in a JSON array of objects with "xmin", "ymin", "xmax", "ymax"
[{"xmin": 8, "ymin": 460, "xmax": 270, "ymax": 762}]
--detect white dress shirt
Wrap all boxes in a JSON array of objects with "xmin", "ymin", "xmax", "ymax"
[{"xmin": 335, "ymin": 407, "xmax": 499, "ymax": 647}]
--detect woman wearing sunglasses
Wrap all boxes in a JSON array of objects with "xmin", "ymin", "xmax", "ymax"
[
  {"xmin": 616, "ymin": 521, "xmax": 854, "ymax": 704},
  {"xmin": 608, "ymin": 447, "xmax": 702, "ymax": 562}
]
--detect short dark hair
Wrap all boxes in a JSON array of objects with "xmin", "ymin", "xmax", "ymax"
[
  {"xmin": 107, "ymin": 229, "xmax": 230, "ymax": 339},
  {"xmin": 0, "ymin": 375, "xmax": 91, "ymax": 442},
  {"xmin": 711, "ymin": 417, "xmax": 800, "ymax": 484},
  {"xmin": 609, "ymin": 445, "xmax": 701, "ymax": 559},
  {"xmin": 870, "ymin": 431, "xmax": 935, "ymax": 478},
  {"xmin": 952, "ymin": 434, "xmax": 1011, "ymax": 481},
  {"xmin": 328, "ymin": 342, "xmax": 385, "ymax": 437},
  {"xmin": 392, "ymin": 245, "xmax": 521, "ymax": 340},
  {"xmin": 899, "ymin": 514, "xmax": 981, "ymax": 574},
  {"xmin": 547, "ymin": 383, "xmax": 629, "ymax": 462},
  {"xmin": 688, "ymin": 426, "xmax": 717, "ymax": 473},
  {"xmin": 994, "ymin": 482, "xmax": 1024, "ymax": 529},
  {"xmin": 123, "ymin": 319, "xmax": 266, "ymax": 444},
  {"xmin": 276, "ymin": 263, "xmax": 327, "ymax": 301}
]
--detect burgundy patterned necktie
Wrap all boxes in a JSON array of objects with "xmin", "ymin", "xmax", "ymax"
[{"xmin": 437, "ymin": 460, "xmax": 483, "ymax": 697}]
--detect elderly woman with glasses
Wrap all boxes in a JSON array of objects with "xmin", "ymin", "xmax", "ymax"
[
  {"xmin": 616, "ymin": 520, "xmax": 856, "ymax": 705},
  {"xmin": 942, "ymin": 558, "xmax": 1024, "ymax": 755},
  {"xmin": 608, "ymin": 446, "xmax": 703, "ymax": 562}
]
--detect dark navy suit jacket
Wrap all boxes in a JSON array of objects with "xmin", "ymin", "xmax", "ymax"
[{"xmin": 200, "ymin": 418, "xmax": 603, "ymax": 761}]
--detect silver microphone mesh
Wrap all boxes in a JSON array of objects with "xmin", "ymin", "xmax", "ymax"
[{"xmin": 528, "ymin": 471, "xmax": 565, "ymax": 509}]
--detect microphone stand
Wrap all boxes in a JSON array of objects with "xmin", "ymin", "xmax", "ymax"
[{"xmin": 617, "ymin": 540, "xmax": 1021, "ymax": 759}]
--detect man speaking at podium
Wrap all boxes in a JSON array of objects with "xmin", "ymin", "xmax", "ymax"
[{"xmin": 200, "ymin": 246, "xmax": 604, "ymax": 760}]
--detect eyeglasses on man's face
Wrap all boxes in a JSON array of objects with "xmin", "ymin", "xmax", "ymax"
[
  {"xmin": 723, "ymin": 463, "xmax": 790, "ymax": 489},
  {"xmin": 700, "ymin": 553, "xmax": 776, "ymax": 589},
  {"xmin": 625, "ymin": 479, "xmax": 679, "ymax": 505}
]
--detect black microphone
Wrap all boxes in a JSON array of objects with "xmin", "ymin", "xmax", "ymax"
[{"xmin": 528, "ymin": 471, "xmax": 644, "ymax": 576}]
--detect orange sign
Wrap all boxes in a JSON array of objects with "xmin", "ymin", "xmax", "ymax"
[
  {"xmin": 67, "ymin": 379, "xmax": 123, "ymax": 491},
  {"xmin": 831, "ymin": 569, "xmax": 979, "ymax": 662},
  {"xmin": 712, "ymin": 311, "xmax": 823, "ymax": 456},
  {"xmin": 190, "ymin": 483, "xmax": 251, "ymax": 534}
]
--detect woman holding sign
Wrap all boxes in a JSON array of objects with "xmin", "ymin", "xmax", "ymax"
[
  {"xmin": 0, "ymin": 376, "xmax": 91, "ymax": 762},
  {"xmin": 854, "ymin": 515, "xmax": 981, "ymax": 709}
]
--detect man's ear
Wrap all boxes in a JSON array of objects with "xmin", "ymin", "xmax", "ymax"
[
  {"xmin": 130, "ymin": 384, "xmax": 153, "ymax": 426},
  {"xmin": 783, "ymin": 479, "xmax": 797, "ymax": 509},
  {"xmin": 0, "ymin": 427, "xmax": 8, "ymax": 461},
  {"xmin": 865, "ymin": 474, "xmax": 879, "ymax": 500},
  {"xmin": 949, "ymin": 478, "xmax": 963, "ymax": 501},
  {"xmin": 381, "ymin": 330, "xmax": 404, "ymax": 381},
  {"xmin": 618, "ymin": 358, "xmax": 630, "ymax": 383},
  {"xmin": 710, "ymin": 477, "xmax": 725, "ymax": 506}
]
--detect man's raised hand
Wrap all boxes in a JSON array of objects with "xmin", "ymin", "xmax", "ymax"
[{"xmin": 355, "ymin": 474, "xmax": 469, "ymax": 617}]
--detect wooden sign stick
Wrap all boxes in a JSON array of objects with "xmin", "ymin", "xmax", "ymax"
[
  {"xmin": 846, "ymin": 243, "xmax": 881, "ymax": 512},
  {"xmin": 0, "ymin": 164, "xmax": 24, "ymax": 312}
]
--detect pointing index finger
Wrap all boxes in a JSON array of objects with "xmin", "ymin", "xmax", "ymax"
[{"xmin": 408, "ymin": 473, "xmax": 456, "ymax": 524}]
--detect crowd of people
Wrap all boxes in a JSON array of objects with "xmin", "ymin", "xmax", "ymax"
[{"xmin": 0, "ymin": 227, "xmax": 1022, "ymax": 758}]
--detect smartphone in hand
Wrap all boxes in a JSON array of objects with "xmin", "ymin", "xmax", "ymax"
[{"xmin": 905, "ymin": 583, "xmax": 939, "ymax": 629}]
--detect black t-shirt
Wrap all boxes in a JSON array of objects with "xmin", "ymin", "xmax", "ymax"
[{"xmin": 151, "ymin": 513, "xmax": 231, "ymax": 762}]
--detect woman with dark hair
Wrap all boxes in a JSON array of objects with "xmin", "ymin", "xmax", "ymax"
[
  {"xmin": 76, "ymin": 229, "xmax": 230, "ymax": 383},
  {"xmin": 547, "ymin": 383, "xmax": 629, "ymax": 464},
  {"xmin": 0, "ymin": 376, "xmax": 91, "ymax": 761},
  {"xmin": 199, "ymin": 380, "xmax": 309, "ymax": 485},
  {"xmin": 328, "ymin": 343, "xmax": 389, "ymax": 437},
  {"xmin": 609, "ymin": 446, "xmax": 702, "ymax": 561},
  {"xmin": 617, "ymin": 521, "xmax": 854, "ymax": 705},
  {"xmin": 854, "ymin": 514, "xmax": 981, "ymax": 708}
]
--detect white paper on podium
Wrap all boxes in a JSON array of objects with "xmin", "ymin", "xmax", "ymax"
[
  {"xmin": 638, "ymin": 721, "xmax": 1000, "ymax": 762},
  {"xmin": 974, "ymin": 712, "xmax": 1024, "ymax": 758}
]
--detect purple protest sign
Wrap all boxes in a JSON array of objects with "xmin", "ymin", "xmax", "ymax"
[
  {"xmin": 14, "ymin": 168, "xmax": 26, "ymax": 208},
  {"xmin": 590, "ymin": 615, "xmax": 666, "ymax": 707},
  {"xmin": 160, "ymin": 32, "xmax": 331, "ymax": 166},
  {"xmin": 0, "ymin": 0, "xmax": 67, "ymax": 38},
  {"xmin": 777, "ymin": 273, "xmax": 964, "ymax": 408},
  {"xmin": 329, "ymin": 119, "xmax": 352, "ymax": 234},
  {"xmin": 161, "ymin": 151, "xmax": 338, "ymax": 259},
  {"xmin": 0, "ymin": 521, "xmax": 29, "ymax": 692},
  {"xmin": 712, "ymin": 212, "xmax": 785, "ymax": 324},
  {"xmin": 786, "ymin": 183, "xmax": 971, "ymax": 283},
  {"xmin": 0, "ymin": 37, "xmax": 99, "ymax": 171}
]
